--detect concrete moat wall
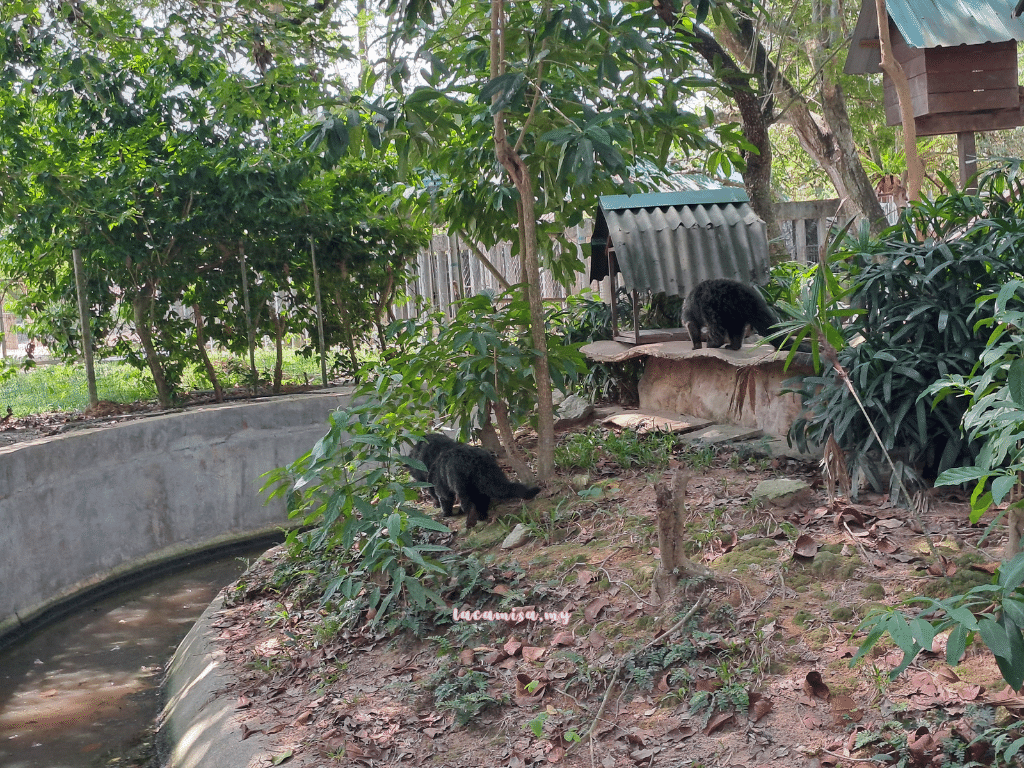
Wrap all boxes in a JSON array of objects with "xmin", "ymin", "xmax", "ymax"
[{"xmin": 0, "ymin": 389, "xmax": 352, "ymax": 641}]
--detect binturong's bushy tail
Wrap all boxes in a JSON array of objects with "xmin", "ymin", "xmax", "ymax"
[{"xmin": 477, "ymin": 461, "xmax": 541, "ymax": 500}]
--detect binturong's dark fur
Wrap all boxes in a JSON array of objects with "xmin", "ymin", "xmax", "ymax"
[
  {"xmin": 427, "ymin": 443, "xmax": 541, "ymax": 528},
  {"xmin": 683, "ymin": 278, "xmax": 805, "ymax": 352},
  {"xmin": 409, "ymin": 433, "xmax": 459, "ymax": 506}
]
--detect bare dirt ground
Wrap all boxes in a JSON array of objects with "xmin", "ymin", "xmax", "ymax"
[{"xmin": 194, "ymin": 425, "xmax": 1024, "ymax": 768}]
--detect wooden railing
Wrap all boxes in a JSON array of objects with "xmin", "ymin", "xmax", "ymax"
[{"xmin": 774, "ymin": 198, "xmax": 853, "ymax": 263}]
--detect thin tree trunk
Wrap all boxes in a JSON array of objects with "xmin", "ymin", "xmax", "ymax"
[
  {"xmin": 653, "ymin": 470, "xmax": 714, "ymax": 605},
  {"xmin": 309, "ymin": 236, "xmax": 329, "ymax": 386},
  {"xmin": 0, "ymin": 290, "xmax": 7, "ymax": 359},
  {"xmin": 192, "ymin": 303, "xmax": 223, "ymax": 402},
  {"xmin": 237, "ymin": 241, "xmax": 258, "ymax": 394},
  {"xmin": 490, "ymin": 0, "xmax": 555, "ymax": 480},
  {"xmin": 650, "ymin": 3, "xmax": 777, "ymax": 236},
  {"xmin": 717, "ymin": 16, "xmax": 890, "ymax": 237},
  {"xmin": 133, "ymin": 292, "xmax": 173, "ymax": 407},
  {"xmin": 356, "ymin": 0, "xmax": 370, "ymax": 84},
  {"xmin": 459, "ymin": 234, "xmax": 511, "ymax": 289},
  {"xmin": 72, "ymin": 248, "xmax": 98, "ymax": 408},
  {"xmin": 336, "ymin": 260, "xmax": 360, "ymax": 380},
  {"xmin": 271, "ymin": 301, "xmax": 284, "ymax": 393},
  {"xmin": 491, "ymin": 399, "xmax": 537, "ymax": 485}
]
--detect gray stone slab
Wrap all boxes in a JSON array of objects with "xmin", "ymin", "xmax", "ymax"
[
  {"xmin": 684, "ymin": 424, "xmax": 764, "ymax": 444},
  {"xmin": 602, "ymin": 410, "xmax": 711, "ymax": 435}
]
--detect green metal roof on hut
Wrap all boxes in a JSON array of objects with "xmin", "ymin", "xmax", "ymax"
[{"xmin": 589, "ymin": 184, "xmax": 770, "ymax": 298}]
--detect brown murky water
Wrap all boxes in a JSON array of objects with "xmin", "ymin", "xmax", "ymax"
[{"xmin": 0, "ymin": 550, "xmax": 267, "ymax": 768}]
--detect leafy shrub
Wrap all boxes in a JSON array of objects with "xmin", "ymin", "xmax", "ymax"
[
  {"xmin": 381, "ymin": 288, "xmax": 586, "ymax": 439},
  {"xmin": 852, "ymin": 552, "xmax": 1024, "ymax": 690},
  {"xmin": 262, "ymin": 397, "xmax": 452, "ymax": 630},
  {"xmin": 431, "ymin": 665, "xmax": 505, "ymax": 726},
  {"xmin": 790, "ymin": 170, "xmax": 1024, "ymax": 483},
  {"xmin": 262, "ymin": 290, "xmax": 585, "ymax": 628},
  {"xmin": 930, "ymin": 279, "xmax": 1024, "ymax": 519},
  {"xmin": 548, "ymin": 289, "xmax": 642, "ymax": 404}
]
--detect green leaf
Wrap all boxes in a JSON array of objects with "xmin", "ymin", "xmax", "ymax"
[
  {"xmin": 934, "ymin": 466, "xmax": 991, "ymax": 486},
  {"xmin": 1000, "ymin": 552, "xmax": 1024, "ymax": 592},
  {"xmin": 946, "ymin": 623, "xmax": 969, "ymax": 665},
  {"xmin": 978, "ymin": 616, "xmax": 1012, "ymax": 660},
  {"xmin": 1010, "ymin": 358, "xmax": 1024, "ymax": 406},
  {"xmin": 993, "ymin": 474, "xmax": 1017, "ymax": 505}
]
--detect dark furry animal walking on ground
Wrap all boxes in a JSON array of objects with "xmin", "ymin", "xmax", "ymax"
[
  {"xmin": 409, "ymin": 433, "xmax": 460, "ymax": 506},
  {"xmin": 427, "ymin": 443, "xmax": 541, "ymax": 528},
  {"xmin": 683, "ymin": 278, "xmax": 800, "ymax": 351}
]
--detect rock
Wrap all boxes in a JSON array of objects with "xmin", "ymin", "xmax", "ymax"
[
  {"xmin": 501, "ymin": 523, "xmax": 532, "ymax": 550},
  {"xmin": 554, "ymin": 394, "xmax": 595, "ymax": 430},
  {"xmin": 751, "ymin": 478, "xmax": 811, "ymax": 508}
]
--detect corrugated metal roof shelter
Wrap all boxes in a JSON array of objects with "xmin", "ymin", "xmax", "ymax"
[
  {"xmin": 589, "ymin": 185, "xmax": 769, "ymax": 345},
  {"xmin": 844, "ymin": 0, "xmax": 1024, "ymax": 137}
]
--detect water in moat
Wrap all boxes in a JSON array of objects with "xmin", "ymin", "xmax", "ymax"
[{"xmin": 0, "ymin": 548, "xmax": 269, "ymax": 768}]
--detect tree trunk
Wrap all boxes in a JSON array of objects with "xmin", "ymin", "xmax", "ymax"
[
  {"xmin": 0, "ymin": 290, "xmax": 7, "ymax": 359},
  {"xmin": 490, "ymin": 0, "xmax": 555, "ymax": 480},
  {"xmin": 716, "ymin": 17, "xmax": 891, "ymax": 237},
  {"xmin": 491, "ymin": 399, "xmax": 538, "ymax": 485},
  {"xmin": 874, "ymin": 0, "xmax": 923, "ymax": 202},
  {"xmin": 335, "ymin": 259, "xmax": 360, "ymax": 380},
  {"xmin": 650, "ymin": 4, "xmax": 778, "ymax": 236},
  {"xmin": 652, "ymin": 470, "xmax": 713, "ymax": 605},
  {"xmin": 237, "ymin": 241, "xmax": 258, "ymax": 394},
  {"xmin": 133, "ymin": 292, "xmax": 174, "ymax": 407},
  {"xmin": 72, "ymin": 248, "xmax": 98, "ymax": 408},
  {"xmin": 271, "ymin": 301, "xmax": 284, "ymax": 393},
  {"xmin": 308, "ymin": 236, "xmax": 329, "ymax": 386},
  {"xmin": 192, "ymin": 303, "xmax": 223, "ymax": 402}
]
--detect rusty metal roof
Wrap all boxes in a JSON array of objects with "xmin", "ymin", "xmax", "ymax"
[
  {"xmin": 845, "ymin": 0, "xmax": 1024, "ymax": 74},
  {"xmin": 589, "ymin": 188, "xmax": 770, "ymax": 297}
]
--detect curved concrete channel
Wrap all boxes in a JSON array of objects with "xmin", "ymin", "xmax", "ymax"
[{"xmin": 0, "ymin": 387, "xmax": 352, "ymax": 649}]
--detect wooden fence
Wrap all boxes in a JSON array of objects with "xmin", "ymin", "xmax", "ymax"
[
  {"xmin": 399, "ymin": 200, "xmax": 862, "ymax": 318},
  {"xmin": 397, "ymin": 224, "xmax": 595, "ymax": 320}
]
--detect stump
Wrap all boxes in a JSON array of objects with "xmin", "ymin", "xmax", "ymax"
[{"xmin": 652, "ymin": 469, "xmax": 713, "ymax": 604}]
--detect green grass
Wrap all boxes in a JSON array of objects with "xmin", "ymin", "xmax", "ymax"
[{"xmin": 0, "ymin": 348, "xmax": 324, "ymax": 416}]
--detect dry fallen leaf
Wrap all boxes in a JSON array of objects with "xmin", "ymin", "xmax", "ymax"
[
  {"xmin": 584, "ymin": 597, "xmax": 610, "ymax": 623},
  {"xmin": 804, "ymin": 670, "xmax": 831, "ymax": 700},
  {"xmin": 748, "ymin": 693, "xmax": 773, "ymax": 722},
  {"xmin": 522, "ymin": 646, "xmax": 546, "ymax": 662},
  {"xmin": 927, "ymin": 555, "xmax": 957, "ymax": 577},
  {"xmin": 793, "ymin": 533, "xmax": 819, "ymax": 559},
  {"xmin": 704, "ymin": 711, "xmax": 735, "ymax": 735},
  {"xmin": 830, "ymin": 693, "xmax": 862, "ymax": 724},
  {"xmin": 551, "ymin": 631, "xmax": 575, "ymax": 647},
  {"xmin": 969, "ymin": 561, "xmax": 1000, "ymax": 575}
]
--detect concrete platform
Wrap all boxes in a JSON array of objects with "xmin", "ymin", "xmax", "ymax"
[{"xmin": 583, "ymin": 340, "xmax": 814, "ymax": 440}]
